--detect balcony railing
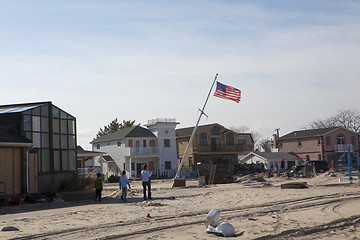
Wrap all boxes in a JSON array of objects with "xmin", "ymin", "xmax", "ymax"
[
  {"xmin": 130, "ymin": 147, "xmax": 158, "ymax": 156},
  {"xmin": 147, "ymin": 118, "xmax": 176, "ymax": 125},
  {"xmin": 334, "ymin": 144, "xmax": 354, "ymax": 152},
  {"xmin": 77, "ymin": 167, "xmax": 95, "ymax": 175}
]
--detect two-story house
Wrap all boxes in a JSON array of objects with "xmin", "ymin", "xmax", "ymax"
[
  {"xmin": 175, "ymin": 123, "xmax": 252, "ymax": 170},
  {"xmin": 0, "ymin": 101, "xmax": 77, "ymax": 194},
  {"xmin": 277, "ymin": 127, "xmax": 360, "ymax": 168},
  {"xmin": 91, "ymin": 118, "xmax": 179, "ymax": 178}
]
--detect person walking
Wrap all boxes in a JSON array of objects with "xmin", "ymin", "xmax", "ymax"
[
  {"xmin": 94, "ymin": 173, "xmax": 103, "ymax": 202},
  {"xmin": 141, "ymin": 164, "xmax": 152, "ymax": 200},
  {"xmin": 119, "ymin": 170, "xmax": 131, "ymax": 202}
]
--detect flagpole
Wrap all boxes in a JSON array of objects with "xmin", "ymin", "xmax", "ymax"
[{"xmin": 172, "ymin": 73, "xmax": 218, "ymax": 187}]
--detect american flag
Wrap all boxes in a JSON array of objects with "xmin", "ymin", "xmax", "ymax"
[{"xmin": 214, "ymin": 81, "xmax": 241, "ymax": 103}]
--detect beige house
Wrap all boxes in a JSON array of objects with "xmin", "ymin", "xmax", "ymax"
[
  {"xmin": 0, "ymin": 126, "xmax": 36, "ymax": 198},
  {"xmin": 277, "ymin": 127, "xmax": 359, "ymax": 168},
  {"xmin": 176, "ymin": 123, "xmax": 253, "ymax": 170}
]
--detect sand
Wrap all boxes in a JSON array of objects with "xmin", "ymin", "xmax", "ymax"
[{"xmin": 1, "ymin": 173, "xmax": 360, "ymax": 239}]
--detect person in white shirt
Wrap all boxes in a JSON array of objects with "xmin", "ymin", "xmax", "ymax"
[
  {"xmin": 141, "ymin": 164, "xmax": 152, "ymax": 200},
  {"xmin": 119, "ymin": 170, "xmax": 131, "ymax": 202}
]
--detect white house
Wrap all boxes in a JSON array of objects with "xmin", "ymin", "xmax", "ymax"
[
  {"xmin": 239, "ymin": 151, "xmax": 303, "ymax": 171},
  {"xmin": 90, "ymin": 118, "xmax": 179, "ymax": 178}
]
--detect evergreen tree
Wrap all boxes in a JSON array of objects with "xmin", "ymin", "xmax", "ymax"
[{"xmin": 95, "ymin": 118, "xmax": 138, "ymax": 138}]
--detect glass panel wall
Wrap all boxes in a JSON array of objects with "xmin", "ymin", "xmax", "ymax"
[{"xmin": 20, "ymin": 103, "xmax": 76, "ymax": 173}]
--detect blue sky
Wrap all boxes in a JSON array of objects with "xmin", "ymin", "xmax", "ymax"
[{"xmin": 1, "ymin": 0, "xmax": 360, "ymax": 149}]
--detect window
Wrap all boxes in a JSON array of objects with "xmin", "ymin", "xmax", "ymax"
[
  {"xmin": 326, "ymin": 136, "xmax": 331, "ymax": 146},
  {"xmin": 337, "ymin": 135, "xmax": 345, "ymax": 145},
  {"xmin": 199, "ymin": 133, "xmax": 208, "ymax": 146},
  {"xmin": 279, "ymin": 141, "xmax": 283, "ymax": 148},
  {"xmin": 318, "ymin": 154, "xmax": 322, "ymax": 160},
  {"xmin": 226, "ymin": 132, "xmax": 234, "ymax": 145},
  {"xmin": 165, "ymin": 161, "xmax": 171, "ymax": 170},
  {"xmin": 164, "ymin": 139, "xmax": 170, "ymax": 147},
  {"xmin": 23, "ymin": 115, "xmax": 32, "ymax": 131},
  {"xmin": 210, "ymin": 126, "xmax": 220, "ymax": 135},
  {"xmin": 128, "ymin": 139, "xmax": 133, "ymax": 147},
  {"xmin": 352, "ymin": 136, "xmax": 356, "ymax": 145},
  {"xmin": 97, "ymin": 144, "xmax": 100, "ymax": 149},
  {"xmin": 189, "ymin": 157, "xmax": 192, "ymax": 167},
  {"xmin": 317, "ymin": 137, "xmax": 321, "ymax": 145},
  {"xmin": 143, "ymin": 140, "xmax": 146, "ymax": 147},
  {"xmin": 298, "ymin": 139, "xmax": 302, "ymax": 147},
  {"xmin": 136, "ymin": 141, "xmax": 140, "ymax": 148},
  {"xmin": 327, "ymin": 154, "xmax": 332, "ymax": 163},
  {"xmin": 211, "ymin": 138, "xmax": 221, "ymax": 151},
  {"xmin": 117, "ymin": 141, "xmax": 121, "ymax": 147},
  {"xmin": 306, "ymin": 155, "xmax": 310, "ymax": 161}
]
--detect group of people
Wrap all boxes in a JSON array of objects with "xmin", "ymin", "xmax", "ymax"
[{"xmin": 94, "ymin": 163, "xmax": 152, "ymax": 202}]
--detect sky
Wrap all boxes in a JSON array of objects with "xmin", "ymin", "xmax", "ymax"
[{"xmin": 1, "ymin": 0, "xmax": 360, "ymax": 149}]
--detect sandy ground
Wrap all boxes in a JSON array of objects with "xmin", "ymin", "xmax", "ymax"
[{"xmin": 1, "ymin": 173, "xmax": 360, "ymax": 239}]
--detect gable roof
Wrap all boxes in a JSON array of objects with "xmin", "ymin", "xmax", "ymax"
[
  {"xmin": 0, "ymin": 126, "xmax": 33, "ymax": 146},
  {"xmin": 102, "ymin": 155, "xmax": 115, "ymax": 162},
  {"xmin": 0, "ymin": 101, "xmax": 76, "ymax": 119},
  {"xmin": 176, "ymin": 123, "xmax": 232, "ymax": 138},
  {"xmin": 279, "ymin": 127, "xmax": 342, "ymax": 140},
  {"xmin": 91, "ymin": 126, "xmax": 156, "ymax": 144},
  {"xmin": 239, "ymin": 151, "xmax": 301, "ymax": 163},
  {"xmin": 77, "ymin": 146, "xmax": 104, "ymax": 157}
]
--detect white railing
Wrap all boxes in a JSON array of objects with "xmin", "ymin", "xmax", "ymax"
[
  {"xmin": 147, "ymin": 118, "xmax": 176, "ymax": 125},
  {"xmin": 77, "ymin": 167, "xmax": 96, "ymax": 175},
  {"xmin": 334, "ymin": 144, "xmax": 354, "ymax": 152},
  {"xmin": 130, "ymin": 147, "xmax": 158, "ymax": 156}
]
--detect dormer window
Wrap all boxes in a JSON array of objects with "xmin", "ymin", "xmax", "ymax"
[
  {"xmin": 199, "ymin": 133, "xmax": 208, "ymax": 146},
  {"xmin": 226, "ymin": 132, "xmax": 234, "ymax": 145},
  {"xmin": 210, "ymin": 126, "xmax": 220, "ymax": 135}
]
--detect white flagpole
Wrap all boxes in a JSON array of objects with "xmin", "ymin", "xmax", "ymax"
[{"xmin": 173, "ymin": 73, "xmax": 219, "ymax": 185}]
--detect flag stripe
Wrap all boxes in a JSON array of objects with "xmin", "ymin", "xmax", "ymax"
[{"xmin": 214, "ymin": 82, "xmax": 241, "ymax": 103}]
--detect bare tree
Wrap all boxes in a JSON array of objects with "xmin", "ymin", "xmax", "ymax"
[
  {"xmin": 230, "ymin": 126, "xmax": 262, "ymax": 149},
  {"xmin": 258, "ymin": 139, "xmax": 272, "ymax": 152},
  {"xmin": 304, "ymin": 109, "xmax": 360, "ymax": 133}
]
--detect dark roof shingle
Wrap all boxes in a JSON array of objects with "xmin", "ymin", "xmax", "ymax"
[
  {"xmin": 91, "ymin": 126, "xmax": 156, "ymax": 143},
  {"xmin": 279, "ymin": 127, "xmax": 340, "ymax": 140}
]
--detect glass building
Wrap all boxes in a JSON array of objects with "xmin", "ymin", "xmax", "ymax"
[{"xmin": 0, "ymin": 102, "xmax": 77, "ymax": 175}]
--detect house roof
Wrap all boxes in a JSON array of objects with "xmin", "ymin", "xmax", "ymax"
[
  {"xmin": 239, "ymin": 151, "xmax": 301, "ymax": 163},
  {"xmin": 102, "ymin": 155, "xmax": 115, "ymax": 162},
  {"xmin": 238, "ymin": 133, "xmax": 254, "ymax": 145},
  {"xmin": 279, "ymin": 127, "xmax": 342, "ymax": 140},
  {"xmin": 91, "ymin": 126, "xmax": 156, "ymax": 144},
  {"xmin": 0, "ymin": 101, "xmax": 50, "ymax": 114},
  {"xmin": 176, "ymin": 123, "xmax": 227, "ymax": 138},
  {"xmin": 0, "ymin": 101, "xmax": 76, "ymax": 119},
  {"xmin": 77, "ymin": 146, "xmax": 104, "ymax": 157},
  {"xmin": 0, "ymin": 126, "xmax": 33, "ymax": 147}
]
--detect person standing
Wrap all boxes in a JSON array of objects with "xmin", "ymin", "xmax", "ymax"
[
  {"xmin": 141, "ymin": 164, "xmax": 152, "ymax": 200},
  {"xmin": 119, "ymin": 170, "xmax": 131, "ymax": 202},
  {"xmin": 94, "ymin": 173, "xmax": 103, "ymax": 202}
]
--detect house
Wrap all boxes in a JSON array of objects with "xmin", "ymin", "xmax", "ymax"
[
  {"xmin": 175, "ymin": 123, "xmax": 253, "ymax": 170},
  {"xmin": 76, "ymin": 146, "xmax": 104, "ymax": 175},
  {"xmin": 239, "ymin": 151, "xmax": 303, "ymax": 171},
  {"xmin": 91, "ymin": 118, "xmax": 179, "ymax": 178},
  {"xmin": 237, "ymin": 133, "xmax": 255, "ymax": 150},
  {"xmin": 0, "ymin": 101, "xmax": 77, "ymax": 194},
  {"xmin": 98, "ymin": 155, "xmax": 121, "ymax": 178},
  {"xmin": 277, "ymin": 127, "xmax": 360, "ymax": 168},
  {"xmin": 0, "ymin": 126, "xmax": 34, "ymax": 197}
]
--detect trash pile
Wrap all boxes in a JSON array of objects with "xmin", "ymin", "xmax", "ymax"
[{"xmin": 206, "ymin": 209, "xmax": 235, "ymax": 237}]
